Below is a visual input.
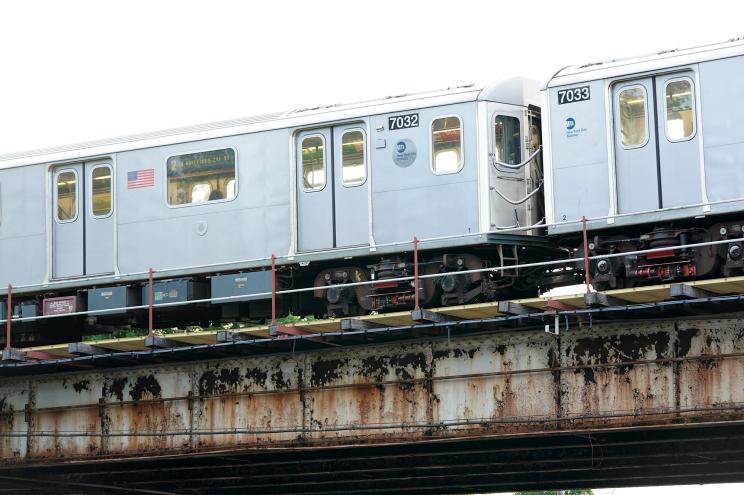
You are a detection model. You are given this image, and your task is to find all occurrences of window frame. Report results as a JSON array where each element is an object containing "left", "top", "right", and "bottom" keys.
[
  {"left": 164, "top": 146, "right": 239, "bottom": 209},
  {"left": 340, "top": 128, "right": 367, "bottom": 188},
  {"left": 89, "top": 164, "right": 114, "bottom": 219},
  {"left": 617, "top": 84, "right": 650, "bottom": 150},
  {"left": 55, "top": 168, "right": 79, "bottom": 224},
  {"left": 430, "top": 114, "right": 464, "bottom": 175},
  {"left": 663, "top": 76, "right": 697, "bottom": 143},
  {"left": 300, "top": 133, "right": 327, "bottom": 193}
]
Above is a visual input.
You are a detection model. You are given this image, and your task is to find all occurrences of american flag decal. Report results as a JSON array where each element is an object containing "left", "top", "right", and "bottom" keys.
[{"left": 127, "top": 169, "right": 155, "bottom": 189}]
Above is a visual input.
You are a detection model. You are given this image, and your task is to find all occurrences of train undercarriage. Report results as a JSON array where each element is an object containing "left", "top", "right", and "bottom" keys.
[
  {"left": 311, "top": 244, "right": 555, "bottom": 317},
  {"left": 580, "top": 216, "right": 744, "bottom": 290},
  {"left": 1, "top": 236, "right": 569, "bottom": 346}
]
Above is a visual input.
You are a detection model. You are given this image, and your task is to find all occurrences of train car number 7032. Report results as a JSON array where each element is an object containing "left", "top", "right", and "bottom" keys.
[{"left": 388, "top": 113, "right": 419, "bottom": 130}]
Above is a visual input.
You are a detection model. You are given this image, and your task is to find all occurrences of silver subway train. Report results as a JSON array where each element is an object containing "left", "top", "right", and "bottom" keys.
[{"left": 3, "top": 38, "right": 744, "bottom": 343}]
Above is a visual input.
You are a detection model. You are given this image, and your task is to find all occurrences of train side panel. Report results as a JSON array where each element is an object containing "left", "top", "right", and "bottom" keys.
[
  {"left": 369, "top": 102, "right": 479, "bottom": 244},
  {"left": 0, "top": 165, "right": 47, "bottom": 287},
  {"left": 546, "top": 52, "right": 744, "bottom": 235},
  {"left": 116, "top": 130, "right": 291, "bottom": 275},
  {"left": 546, "top": 79, "right": 610, "bottom": 229},
  {"left": 700, "top": 56, "right": 744, "bottom": 210}
]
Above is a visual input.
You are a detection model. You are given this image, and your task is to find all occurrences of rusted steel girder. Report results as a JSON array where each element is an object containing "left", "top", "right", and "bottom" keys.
[{"left": 0, "top": 315, "right": 744, "bottom": 463}]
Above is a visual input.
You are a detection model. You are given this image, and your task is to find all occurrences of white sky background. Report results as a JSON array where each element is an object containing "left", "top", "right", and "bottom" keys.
[
  {"left": 2, "top": 0, "right": 744, "bottom": 154},
  {"left": 1, "top": 0, "right": 743, "bottom": 492}
]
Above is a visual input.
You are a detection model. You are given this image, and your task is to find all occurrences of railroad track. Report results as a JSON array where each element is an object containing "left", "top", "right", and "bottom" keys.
[{"left": 1, "top": 274, "right": 742, "bottom": 375}]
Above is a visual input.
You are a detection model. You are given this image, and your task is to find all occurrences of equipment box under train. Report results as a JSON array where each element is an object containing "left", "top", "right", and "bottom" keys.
[
  {"left": 210, "top": 271, "right": 272, "bottom": 303},
  {"left": 88, "top": 286, "right": 141, "bottom": 316},
  {"left": 141, "top": 279, "right": 208, "bottom": 307},
  {"left": 0, "top": 302, "right": 39, "bottom": 321}
]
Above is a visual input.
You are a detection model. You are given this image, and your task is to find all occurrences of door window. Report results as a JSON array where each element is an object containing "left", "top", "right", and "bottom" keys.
[
  {"left": 341, "top": 130, "right": 366, "bottom": 186},
  {"left": 91, "top": 165, "right": 113, "bottom": 217},
  {"left": 302, "top": 135, "right": 326, "bottom": 191},
  {"left": 665, "top": 78, "right": 696, "bottom": 141},
  {"left": 617, "top": 86, "right": 649, "bottom": 148},
  {"left": 56, "top": 170, "right": 78, "bottom": 222},
  {"left": 494, "top": 115, "right": 521, "bottom": 165}
]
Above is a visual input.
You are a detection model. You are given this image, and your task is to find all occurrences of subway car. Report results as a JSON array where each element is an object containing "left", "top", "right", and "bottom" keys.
[
  {"left": 0, "top": 78, "right": 556, "bottom": 342},
  {"left": 5, "top": 37, "right": 744, "bottom": 344},
  {"left": 543, "top": 38, "right": 744, "bottom": 289}
]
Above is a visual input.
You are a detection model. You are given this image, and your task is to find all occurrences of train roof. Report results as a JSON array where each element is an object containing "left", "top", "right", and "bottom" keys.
[
  {"left": 0, "top": 77, "right": 539, "bottom": 171},
  {"left": 545, "top": 37, "right": 744, "bottom": 89}
]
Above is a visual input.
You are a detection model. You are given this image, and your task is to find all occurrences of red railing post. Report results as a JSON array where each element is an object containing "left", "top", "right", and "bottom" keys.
[
  {"left": 581, "top": 216, "right": 591, "bottom": 293},
  {"left": 5, "top": 284, "right": 11, "bottom": 351},
  {"left": 148, "top": 268, "right": 154, "bottom": 338},
  {"left": 271, "top": 254, "right": 277, "bottom": 326},
  {"left": 413, "top": 237, "right": 420, "bottom": 311}
]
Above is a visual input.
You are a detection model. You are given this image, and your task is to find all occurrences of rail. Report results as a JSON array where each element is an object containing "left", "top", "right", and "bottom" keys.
[{"left": 3, "top": 271, "right": 744, "bottom": 373}]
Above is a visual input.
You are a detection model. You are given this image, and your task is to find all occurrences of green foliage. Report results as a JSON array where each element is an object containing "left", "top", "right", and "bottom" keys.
[
  {"left": 82, "top": 313, "right": 314, "bottom": 342},
  {"left": 84, "top": 327, "right": 148, "bottom": 341},
  {"left": 276, "top": 312, "right": 316, "bottom": 324}
]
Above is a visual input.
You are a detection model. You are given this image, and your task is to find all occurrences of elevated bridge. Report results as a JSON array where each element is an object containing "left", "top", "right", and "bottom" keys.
[{"left": 2, "top": 279, "right": 744, "bottom": 493}]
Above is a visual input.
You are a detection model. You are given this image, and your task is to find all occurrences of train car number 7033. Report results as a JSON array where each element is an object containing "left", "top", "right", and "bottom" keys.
[{"left": 557, "top": 86, "right": 590, "bottom": 104}]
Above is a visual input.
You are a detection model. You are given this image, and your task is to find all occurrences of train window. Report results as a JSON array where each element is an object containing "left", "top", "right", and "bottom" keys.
[
  {"left": 166, "top": 148, "right": 236, "bottom": 206},
  {"left": 431, "top": 116, "right": 463, "bottom": 174},
  {"left": 494, "top": 116, "right": 521, "bottom": 165},
  {"left": 665, "top": 78, "right": 696, "bottom": 141},
  {"left": 91, "top": 165, "right": 112, "bottom": 217},
  {"left": 618, "top": 86, "right": 648, "bottom": 148},
  {"left": 341, "top": 130, "right": 366, "bottom": 186},
  {"left": 56, "top": 170, "right": 78, "bottom": 222},
  {"left": 302, "top": 135, "right": 326, "bottom": 191}
]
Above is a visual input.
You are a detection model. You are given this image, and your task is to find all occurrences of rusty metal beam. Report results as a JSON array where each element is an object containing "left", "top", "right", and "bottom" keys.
[{"left": 2, "top": 313, "right": 744, "bottom": 495}]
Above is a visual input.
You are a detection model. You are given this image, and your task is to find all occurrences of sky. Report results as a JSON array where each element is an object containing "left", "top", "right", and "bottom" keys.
[
  {"left": 1, "top": 1, "right": 743, "bottom": 492},
  {"left": 2, "top": 0, "right": 744, "bottom": 155}
]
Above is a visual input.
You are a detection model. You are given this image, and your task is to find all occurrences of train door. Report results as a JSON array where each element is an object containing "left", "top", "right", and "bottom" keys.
[
  {"left": 654, "top": 72, "right": 701, "bottom": 208},
  {"left": 296, "top": 125, "right": 369, "bottom": 252},
  {"left": 527, "top": 109, "right": 543, "bottom": 227},
  {"left": 612, "top": 73, "right": 702, "bottom": 213},
  {"left": 52, "top": 160, "right": 115, "bottom": 279},
  {"left": 332, "top": 125, "right": 369, "bottom": 248},
  {"left": 612, "top": 78, "right": 660, "bottom": 214}
]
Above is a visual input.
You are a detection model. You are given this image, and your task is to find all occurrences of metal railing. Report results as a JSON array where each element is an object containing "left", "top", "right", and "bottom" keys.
[{"left": 0, "top": 216, "right": 740, "bottom": 355}]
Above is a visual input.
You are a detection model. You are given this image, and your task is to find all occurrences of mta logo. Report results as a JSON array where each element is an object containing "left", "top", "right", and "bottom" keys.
[
  {"left": 396, "top": 141, "right": 407, "bottom": 153},
  {"left": 566, "top": 117, "right": 576, "bottom": 130}
]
